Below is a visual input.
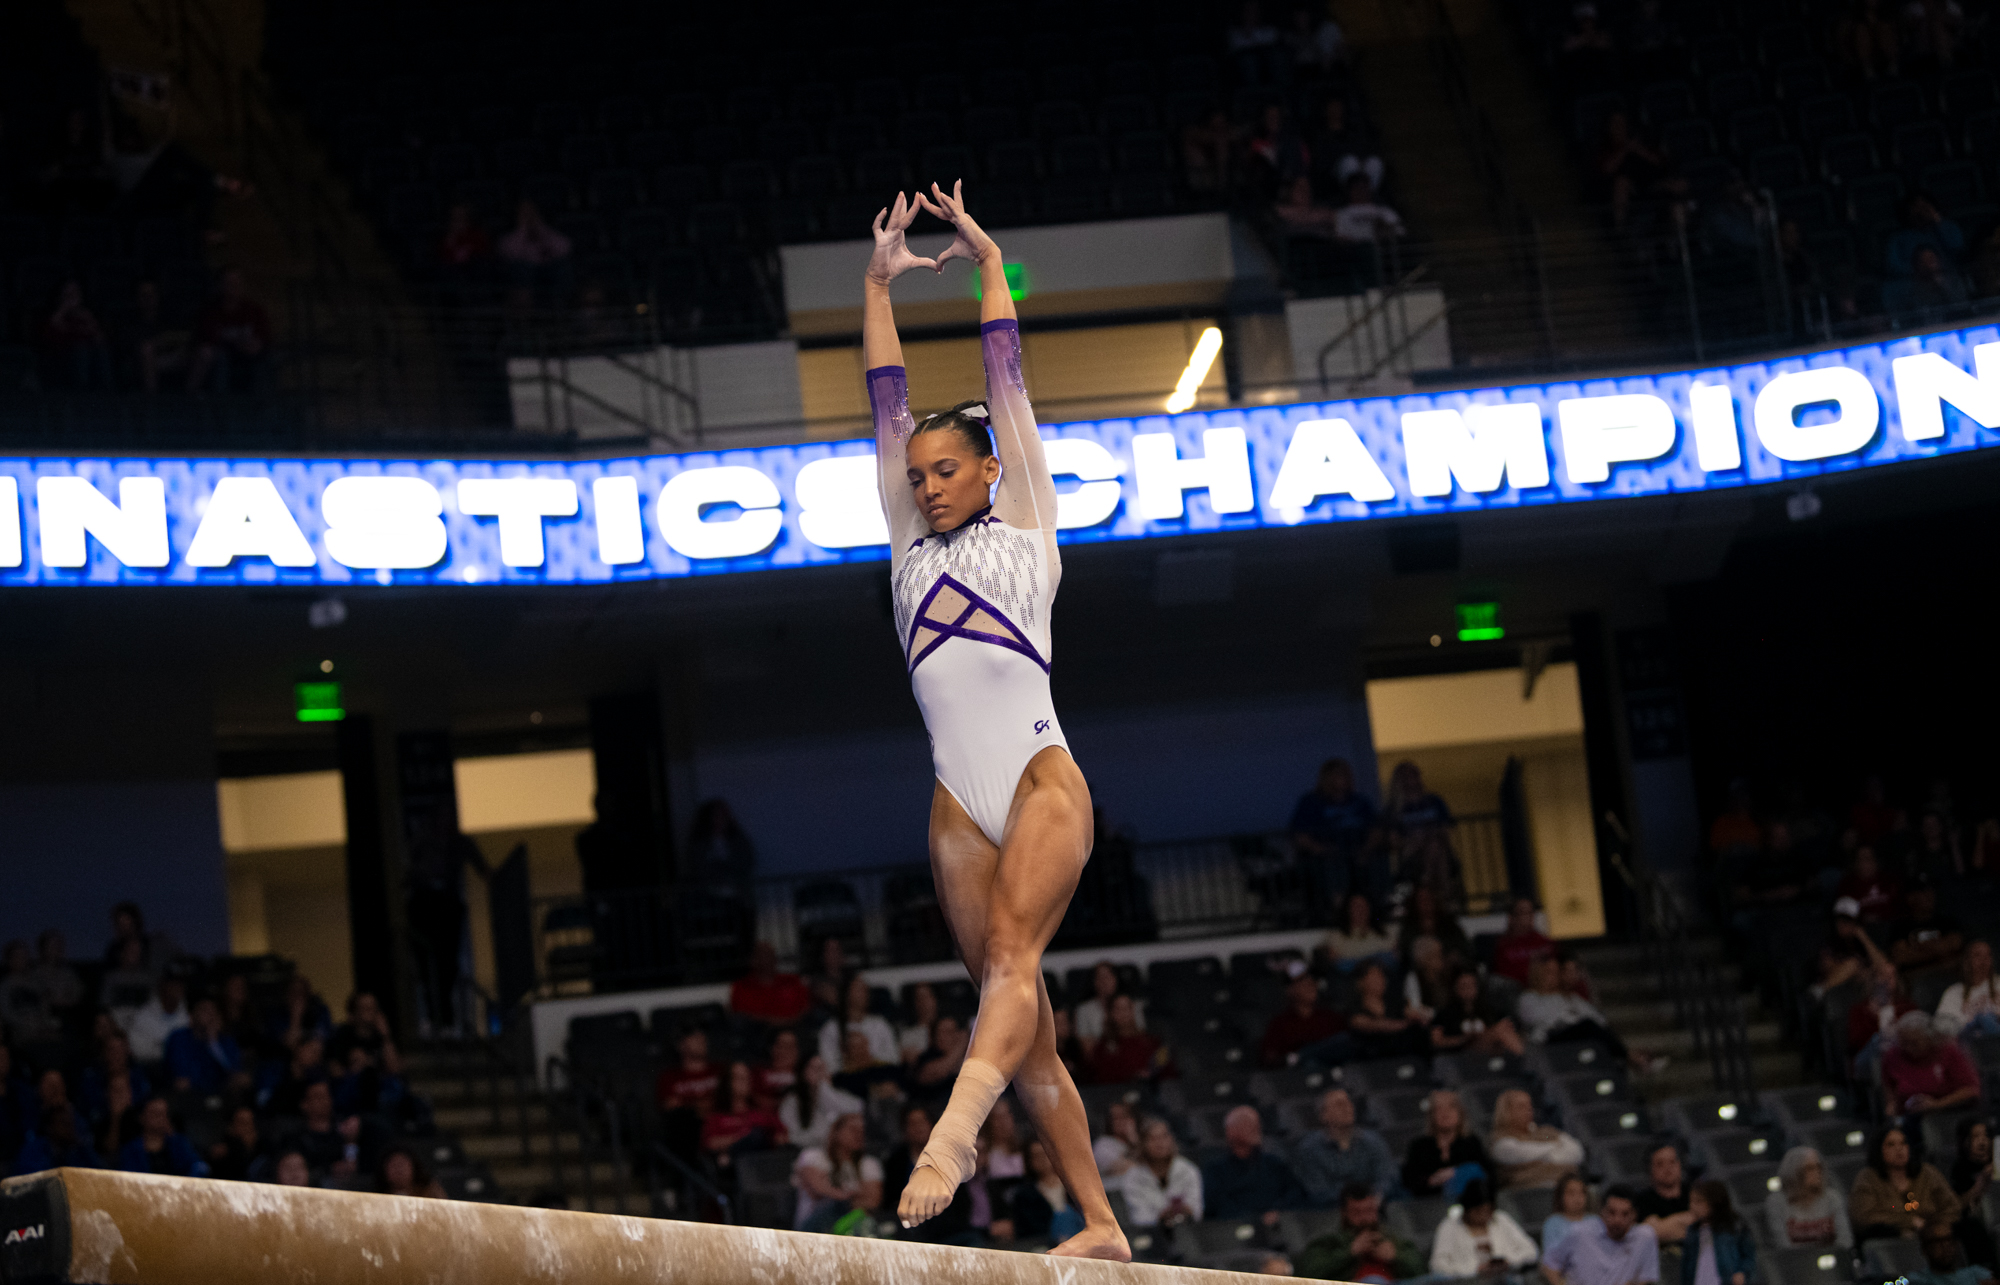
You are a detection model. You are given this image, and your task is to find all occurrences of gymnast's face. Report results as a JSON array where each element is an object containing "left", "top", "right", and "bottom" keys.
[{"left": 907, "top": 428, "right": 1000, "bottom": 533}]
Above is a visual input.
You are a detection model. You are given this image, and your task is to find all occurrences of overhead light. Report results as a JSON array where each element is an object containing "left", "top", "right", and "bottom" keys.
[
  {"left": 1786, "top": 488, "right": 1822, "bottom": 521},
  {"left": 1165, "top": 327, "right": 1224, "bottom": 414}
]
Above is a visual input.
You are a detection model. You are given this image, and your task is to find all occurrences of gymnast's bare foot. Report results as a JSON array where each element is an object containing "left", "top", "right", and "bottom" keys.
[
  {"left": 1047, "top": 1221, "right": 1132, "bottom": 1261},
  {"left": 897, "top": 1163, "right": 958, "bottom": 1228}
]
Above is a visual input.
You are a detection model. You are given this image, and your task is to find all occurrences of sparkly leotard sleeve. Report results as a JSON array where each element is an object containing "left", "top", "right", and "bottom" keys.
[{"left": 869, "top": 320, "right": 1071, "bottom": 848}]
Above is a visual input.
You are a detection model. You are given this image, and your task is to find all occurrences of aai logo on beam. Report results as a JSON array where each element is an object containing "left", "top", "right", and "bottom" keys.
[{"left": 1, "top": 325, "right": 1997, "bottom": 586}]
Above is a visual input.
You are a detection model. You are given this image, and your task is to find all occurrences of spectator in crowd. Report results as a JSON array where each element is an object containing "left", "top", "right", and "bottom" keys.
[
  {"left": 1851, "top": 1125, "right": 1958, "bottom": 1244},
  {"left": 1402, "top": 1089, "right": 1489, "bottom": 1201},
  {"left": 1322, "top": 894, "right": 1396, "bottom": 969},
  {"left": 1289, "top": 757, "right": 1379, "bottom": 919},
  {"left": 1203, "top": 1105, "right": 1309, "bottom": 1223},
  {"left": 1261, "top": 960, "right": 1348, "bottom": 1067},
  {"left": 656, "top": 1026, "right": 721, "bottom": 1118},
  {"left": 1432, "top": 966, "right": 1528, "bottom": 1057},
  {"left": 701, "top": 1061, "right": 786, "bottom": 1170},
  {"left": 1887, "top": 195, "right": 1965, "bottom": 279},
  {"left": 1728, "top": 820, "right": 1812, "bottom": 918},
  {"left": 498, "top": 200, "right": 573, "bottom": 309},
  {"left": 804, "top": 938, "right": 854, "bottom": 1018},
  {"left": 832, "top": 1025, "right": 906, "bottom": 1104},
  {"left": 1542, "top": 1186, "right": 1660, "bottom": 1285},
  {"left": 1121, "top": 1117, "right": 1203, "bottom": 1228},
  {"left": 1596, "top": 113, "right": 1670, "bottom": 231},
  {"left": 117, "top": 1096, "right": 209, "bottom": 1177},
  {"left": 1910, "top": 812, "right": 1962, "bottom": 886},
  {"left": 790, "top": 1112, "right": 880, "bottom": 1233},
  {"left": 1891, "top": 877, "right": 1966, "bottom": 974},
  {"left": 1297, "top": 1183, "right": 1425, "bottom": 1282},
  {"left": 1400, "top": 885, "right": 1472, "bottom": 965},
  {"left": 753, "top": 1028, "right": 801, "bottom": 1107},
  {"left": 30, "top": 931, "right": 84, "bottom": 1015},
  {"left": 1682, "top": 1181, "right": 1756, "bottom": 1285},
  {"left": 258, "top": 1034, "right": 329, "bottom": 1117},
  {"left": 1309, "top": 99, "right": 1384, "bottom": 195},
  {"left": 909, "top": 1014, "right": 969, "bottom": 1100},
  {"left": 1403, "top": 937, "right": 1449, "bottom": 1022},
  {"left": 1227, "top": 1, "right": 1283, "bottom": 78},
  {"left": 103, "top": 903, "right": 175, "bottom": 973},
  {"left": 1948, "top": 1118, "right": 1991, "bottom": 1231},
  {"left": 1073, "top": 962, "right": 1143, "bottom": 1056},
  {"left": 898, "top": 983, "right": 939, "bottom": 1064},
  {"left": 1837, "top": 847, "right": 1904, "bottom": 924},
  {"left": 124, "top": 972, "right": 189, "bottom": 1065},
  {"left": 1350, "top": 960, "right": 1428, "bottom": 1059},
  {"left": 1635, "top": 1144, "right": 1694, "bottom": 1265},
  {"left": 1910, "top": 1224, "right": 1991, "bottom": 1285},
  {"left": 100, "top": 941, "right": 155, "bottom": 1024},
  {"left": 1093, "top": 1099, "right": 1142, "bottom": 1178},
  {"left": 40, "top": 280, "right": 113, "bottom": 391},
  {"left": 207, "top": 1106, "right": 271, "bottom": 1183},
  {"left": 1332, "top": 174, "right": 1405, "bottom": 246},
  {"left": 283, "top": 1081, "right": 371, "bottom": 1179},
  {"left": 1545, "top": 1172, "right": 1598, "bottom": 1256},
  {"left": 1052, "top": 1006, "right": 1086, "bottom": 1083},
  {"left": 163, "top": 996, "right": 247, "bottom": 1097},
  {"left": 270, "top": 975, "right": 335, "bottom": 1055},
  {"left": 1086, "top": 994, "right": 1169, "bottom": 1084},
  {"left": 1008, "top": 1139, "right": 1086, "bottom": 1245},
  {"left": 1284, "top": 6, "right": 1347, "bottom": 78},
  {"left": 1766, "top": 1146, "right": 1854, "bottom": 1249},
  {"left": 1880, "top": 1011, "right": 1980, "bottom": 1122},
  {"left": 378, "top": 1145, "right": 445, "bottom": 1199},
  {"left": 1246, "top": 103, "right": 1310, "bottom": 202},
  {"left": 1182, "top": 108, "right": 1236, "bottom": 196},
  {"left": 1293, "top": 1087, "right": 1400, "bottom": 1206},
  {"left": 11, "top": 1103, "right": 102, "bottom": 1176},
  {"left": 270, "top": 1149, "right": 312, "bottom": 1187},
  {"left": 0, "top": 942, "right": 59, "bottom": 1044},
  {"left": 187, "top": 268, "right": 273, "bottom": 393},
  {"left": 329, "top": 992, "right": 402, "bottom": 1077},
  {"left": 1275, "top": 177, "right": 1341, "bottom": 239},
  {"left": 1489, "top": 1087, "right": 1585, "bottom": 1189},
  {"left": 778, "top": 1054, "right": 863, "bottom": 1153},
  {"left": 1519, "top": 956, "right": 1661, "bottom": 1073},
  {"left": 1495, "top": 898, "right": 1556, "bottom": 984},
  {"left": 1849, "top": 961, "right": 1922, "bottom": 1080},
  {"left": 984, "top": 1098, "right": 1026, "bottom": 1184},
  {"left": 1815, "top": 900, "right": 1886, "bottom": 998},
  {"left": 216, "top": 975, "right": 264, "bottom": 1058},
  {"left": 1430, "top": 1177, "right": 1541, "bottom": 1278}
]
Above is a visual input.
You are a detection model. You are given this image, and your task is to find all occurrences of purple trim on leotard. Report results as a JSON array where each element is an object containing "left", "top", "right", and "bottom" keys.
[
  {"left": 866, "top": 364, "right": 907, "bottom": 380},
  {"left": 905, "top": 572, "right": 1051, "bottom": 675},
  {"left": 979, "top": 318, "right": 1018, "bottom": 335}
]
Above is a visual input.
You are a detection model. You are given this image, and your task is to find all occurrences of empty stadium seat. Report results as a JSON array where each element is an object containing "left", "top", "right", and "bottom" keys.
[{"left": 1764, "top": 1245, "right": 1852, "bottom": 1285}]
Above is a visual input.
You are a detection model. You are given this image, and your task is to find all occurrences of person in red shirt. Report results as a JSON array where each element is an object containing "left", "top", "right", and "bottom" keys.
[
  {"left": 753, "top": 1028, "right": 801, "bottom": 1109},
  {"left": 1847, "top": 959, "right": 1919, "bottom": 1080},
  {"left": 1834, "top": 847, "right": 1903, "bottom": 925},
  {"left": 701, "top": 1061, "right": 786, "bottom": 1162},
  {"left": 730, "top": 941, "right": 811, "bottom": 1026},
  {"left": 1085, "top": 995, "right": 1171, "bottom": 1084},
  {"left": 1491, "top": 898, "right": 1554, "bottom": 984},
  {"left": 1260, "top": 962, "right": 1349, "bottom": 1067},
  {"left": 1880, "top": 1012, "right": 1980, "bottom": 1119},
  {"left": 655, "top": 1027, "right": 720, "bottom": 1115},
  {"left": 188, "top": 268, "right": 273, "bottom": 393}
]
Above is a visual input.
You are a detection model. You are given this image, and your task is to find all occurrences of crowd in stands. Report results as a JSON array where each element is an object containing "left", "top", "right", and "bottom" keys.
[
  {"left": 0, "top": 901, "right": 464, "bottom": 1202},
  {"left": 1523, "top": 0, "right": 2000, "bottom": 333}
]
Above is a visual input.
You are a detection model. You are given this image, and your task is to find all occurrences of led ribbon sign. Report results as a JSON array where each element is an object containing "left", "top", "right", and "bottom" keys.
[{"left": 1, "top": 324, "right": 1996, "bottom": 587}]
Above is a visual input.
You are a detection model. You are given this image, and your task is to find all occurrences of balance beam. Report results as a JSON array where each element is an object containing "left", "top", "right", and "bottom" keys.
[{"left": 0, "top": 1169, "right": 1283, "bottom": 1285}]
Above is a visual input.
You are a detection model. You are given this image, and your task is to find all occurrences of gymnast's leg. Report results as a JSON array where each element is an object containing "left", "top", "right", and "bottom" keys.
[{"left": 902, "top": 748, "right": 1126, "bottom": 1258}]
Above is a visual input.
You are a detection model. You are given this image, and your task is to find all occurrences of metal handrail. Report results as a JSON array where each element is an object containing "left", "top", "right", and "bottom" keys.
[{"left": 1314, "top": 262, "right": 1432, "bottom": 390}]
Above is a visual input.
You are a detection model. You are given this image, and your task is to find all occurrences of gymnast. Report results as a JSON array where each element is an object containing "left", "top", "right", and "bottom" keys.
[{"left": 862, "top": 183, "right": 1127, "bottom": 1261}]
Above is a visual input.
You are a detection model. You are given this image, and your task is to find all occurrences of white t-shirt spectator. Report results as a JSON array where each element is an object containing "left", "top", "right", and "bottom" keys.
[
  {"left": 1515, "top": 990, "right": 1609, "bottom": 1043},
  {"left": 779, "top": 1083, "right": 865, "bottom": 1153},
  {"left": 1333, "top": 201, "right": 1405, "bottom": 244},
  {"left": 1934, "top": 977, "right": 2000, "bottom": 1037},
  {"left": 124, "top": 995, "right": 190, "bottom": 1063},
  {"left": 1075, "top": 997, "right": 1145, "bottom": 1044},
  {"left": 1120, "top": 1157, "right": 1204, "bottom": 1227},
  {"left": 817, "top": 1014, "right": 900, "bottom": 1070},
  {"left": 1430, "top": 1208, "right": 1541, "bottom": 1277},
  {"left": 1094, "top": 1134, "right": 1134, "bottom": 1176},
  {"left": 792, "top": 1147, "right": 883, "bottom": 1228},
  {"left": 897, "top": 1023, "right": 931, "bottom": 1061},
  {"left": 1323, "top": 927, "right": 1396, "bottom": 962}
]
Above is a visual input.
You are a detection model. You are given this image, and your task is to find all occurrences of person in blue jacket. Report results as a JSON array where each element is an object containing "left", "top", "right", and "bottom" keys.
[
  {"left": 117, "top": 1096, "right": 209, "bottom": 1178},
  {"left": 12, "top": 1103, "right": 103, "bottom": 1175},
  {"left": 164, "top": 997, "right": 246, "bottom": 1097},
  {"left": 1682, "top": 1179, "right": 1758, "bottom": 1285}
]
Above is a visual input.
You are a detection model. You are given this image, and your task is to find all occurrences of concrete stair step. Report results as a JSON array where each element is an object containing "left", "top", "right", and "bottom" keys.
[
  {"left": 564, "top": 1192, "right": 656, "bottom": 1217},
  {"left": 433, "top": 1102, "right": 550, "bottom": 1132},
  {"left": 462, "top": 1130, "right": 580, "bottom": 1161}
]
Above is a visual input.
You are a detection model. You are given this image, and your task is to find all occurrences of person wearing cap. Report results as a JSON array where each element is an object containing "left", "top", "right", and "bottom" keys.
[
  {"left": 1881, "top": 1011, "right": 1979, "bottom": 1123},
  {"left": 1260, "top": 961, "right": 1350, "bottom": 1068},
  {"left": 1815, "top": 897, "right": 1888, "bottom": 999},
  {"left": 1890, "top": 878, "right": 1965, "bottom": 975}
]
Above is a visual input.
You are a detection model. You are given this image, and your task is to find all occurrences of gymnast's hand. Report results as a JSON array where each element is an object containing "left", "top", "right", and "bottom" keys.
[
  {"left": 867, "top": 192, "right": 940, "bottom": 285},
  {"left": 919, "top": 180, "right": 998, "bottom": 268}
]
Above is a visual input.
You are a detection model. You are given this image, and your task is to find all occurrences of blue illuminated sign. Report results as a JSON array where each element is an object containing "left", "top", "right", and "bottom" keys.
[{"left": 1, "top": 324, "right": 1996, "bottom": 587}]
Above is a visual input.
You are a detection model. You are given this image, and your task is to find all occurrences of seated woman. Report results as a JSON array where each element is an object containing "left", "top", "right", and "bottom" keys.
[
  {"left": 1544, "top": 1172, "right": 1597, "bottom": 1255},
  {"left": 1400, "top": 1089, "right": 1489, "bottom": 1202},
  {"left": 1517, "top": 956, "right": 1661, "bottom": 1073},
  {"left": 1402, "top": 937, "right": 1450, "bottom": 1024},
  {"left": 1009, "top": 1139, "right": 1087, "bottom": 1245},
  {"left": 1487, "top": 1087, "right": 1584, "bottom": 1189},
  {"left": 817, "top": 975, "right": 899, "bottom": 1070},
  {"left": 1684, "top": 1180, "right": 1758, "bottom": 1285},
  {"left": 1085, "top": 995, "right": 1171, "bottom": 1084},
  {"left": 1767, "top": 1146, "right": 1853, "bottom": 1248},
  {"left": 1397, "top": 885, "right": 1472, "bottom": 963},
  {"left": 1946, "top": 1119, "right": 1996, "bottom": 1266},
  {"left": 702, "top": 1061, "right": 787, "bottom": 1180},
  {"left": 1850, "top": 1125, "right": 1958, "bottom": 1245},
  {"left": 1321, "top": 894, "right": 1398, "bottom": 971},
  {"left": 1430, "top": 966, "right": 1527, "bottom": 1057},
  {"left": 1428, "top": 1177, "right": 1540, "bottom": 1278},
  {"left": 377, "top": 1145, "right": 445, "bottom": 1199},
  {"left": 778, "top": 1054, "right": 864, "bottom": 1153},
  {"left": 831, "top": 1027, "right": 908, "bottom": 1103},
  {"left": 1119, "top": 1118, "right": 1203, "bottom": 1228},
  {"left": 791, "top": 1112, "right": 881, "bottom": 1234},
  {"left": 1093, "top": 1099, "right": 1142, "bottom": 1179},
  {"left": 1349, "top": 960, "right": 1428, "bottom": 1059}
]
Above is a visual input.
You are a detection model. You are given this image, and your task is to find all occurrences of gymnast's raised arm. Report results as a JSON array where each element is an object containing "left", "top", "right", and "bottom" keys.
[
  {"left": 863, "top": 192, "right": 940, "bottom": 559},
  {"left": 919, "top": 181, "right": 1060, "bottom": 547}
]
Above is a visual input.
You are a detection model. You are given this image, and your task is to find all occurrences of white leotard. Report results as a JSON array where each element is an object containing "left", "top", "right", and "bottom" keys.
[{"left": 870, "top": 318, "right": 1070, "bottom": 848}]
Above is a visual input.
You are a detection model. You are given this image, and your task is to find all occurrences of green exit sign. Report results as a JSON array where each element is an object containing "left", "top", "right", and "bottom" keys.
[
  {"left": 295, "top": 681, "right": 345, "bottom": 723},
  {"left": 1456, "top": 602, "right": 1504, "bottom": 642},
  {"left": 970, "top": 262, "right": 1028, "bottom": 302}
]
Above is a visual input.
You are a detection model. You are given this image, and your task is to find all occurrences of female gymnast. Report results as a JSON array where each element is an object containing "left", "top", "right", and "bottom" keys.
[{"left": 863, "top": 183, "right": 1128, "bottom": 1261}]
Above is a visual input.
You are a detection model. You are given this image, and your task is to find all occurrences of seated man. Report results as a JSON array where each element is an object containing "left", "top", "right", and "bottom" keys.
[
  {"left": 1891, "top": 877, "right": 1965, "bottom": 975},
  {"left": 1260, "top": 961, "right": 1349, "bottom": 1067},
  {"left": 1201, "top": 1105, "right": 1309, "bottom": 1224},
  {"left": 1493, "top": 898, "right": 1554, "bottom": 984},
  {"left": 730, "top": 941, "right": 811, "bottom": 1027},
  {"left": 1543, "top": 1186, "right": 1660, "bottom": 1285},
  {"left": 1297, "top": 1184, "right": 1425, "bottom": 1283},
  {"left": 1881, "top": 1011, "right": 1980, "bottom": 1121},
  {"left": 1911, "top": 1224, "right": 1996, "bottom": 1285},
  {"left": 163, "top": 996, "right": 248, "bottom": 1097},
  {"left": 1292, "top": 1088, "right": 1401, "bottom": 1207}
]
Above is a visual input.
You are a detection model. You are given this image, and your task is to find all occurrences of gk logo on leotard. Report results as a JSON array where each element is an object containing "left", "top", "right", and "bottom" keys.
[{"left": 1033, "top": 719, "right": 1050, "bottom": 734}]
